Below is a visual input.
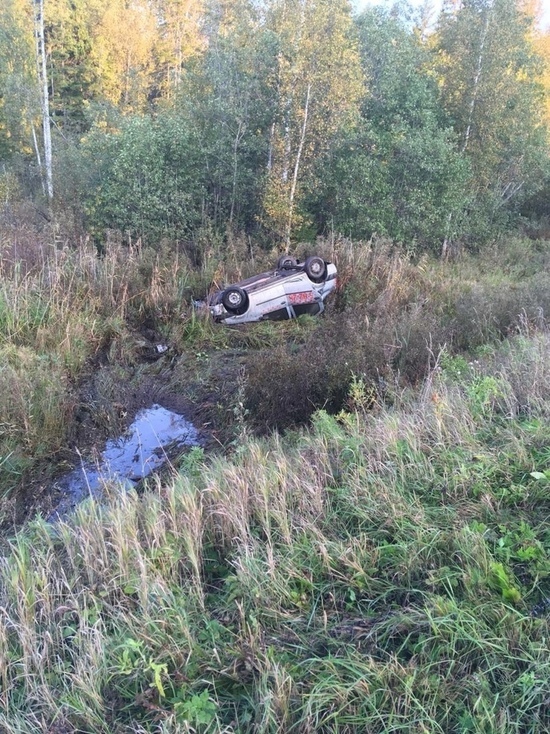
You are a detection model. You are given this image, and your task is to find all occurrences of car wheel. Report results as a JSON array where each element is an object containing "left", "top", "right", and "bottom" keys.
[
  {"left": 277, "top": 255, "right": 298, "bottom": 269},
  {"left": 221, "top": 286, "right": 249, "bottom": 314},
  {"left": 304, "top": 256, "right": 327, "bottom": 282}
]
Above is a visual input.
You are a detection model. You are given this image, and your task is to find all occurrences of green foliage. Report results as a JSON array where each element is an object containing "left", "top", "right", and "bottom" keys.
[
  {"left": 487, "top": 561, "right": 522, "bottom": 603},
  {"left": 45, "top": 0, "right": 98, "bottom": 132},
  {"left": 1, "top": 0, "right": 548, "bottom": 249},
  {"left": 261, "top": 0, "right": 363, "bottom": 242},
  {"left": 178, "top": 4, "right": 272, "bottom": 235},
  {"left": 79, "top": 113, "right": 206, "bottom": 242},
  {"left": 114, "top": 636, "right": 169, "bottom": 698},
  {"left": 436, "top": 0, "right": 549, "bottom": 245},
  {"left": 0, "top": 0, "right": 36, "bottom": 160},
  {"left": 174, "top": 689, "right": 218, "bottom": 728},
  {"left": 309, "top": 7, "right": 470, "bottom": 249}
]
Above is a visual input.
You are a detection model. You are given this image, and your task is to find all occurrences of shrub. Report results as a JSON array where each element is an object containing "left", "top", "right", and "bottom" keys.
[
  {"left": 449, "top": 272, "right": 550, "bottom": 352},
  {"left": 245, "top": 303, "right": 449, "bottom": 430},
  {"left": 78, "top": 115, "right": 206, "bottom": 244}
]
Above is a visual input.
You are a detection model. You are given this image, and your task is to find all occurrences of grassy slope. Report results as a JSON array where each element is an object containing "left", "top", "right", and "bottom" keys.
[
  {"left": 1, "top": 236, "right": 550, "bottom": 732},
  {"left": 1, "top": 338, "right": 550, "bottom": 732}
]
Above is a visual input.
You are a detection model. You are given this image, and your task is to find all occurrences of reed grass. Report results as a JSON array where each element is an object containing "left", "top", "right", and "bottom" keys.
[{"left": 0, "top": 237, "right": 205, "bottom": 505}]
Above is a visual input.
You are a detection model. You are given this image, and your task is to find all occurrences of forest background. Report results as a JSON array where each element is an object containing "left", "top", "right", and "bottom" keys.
[{"left": 1, "top": 0, "right": 550, "bottom": 254}]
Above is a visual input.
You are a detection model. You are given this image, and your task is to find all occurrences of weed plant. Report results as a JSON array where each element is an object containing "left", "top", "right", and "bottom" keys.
[{"left": 1, "top": 330, "right": 550, "bottom": 732}]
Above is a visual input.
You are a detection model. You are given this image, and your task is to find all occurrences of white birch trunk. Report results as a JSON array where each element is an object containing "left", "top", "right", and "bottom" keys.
[
  {"left": 442, "top": 2, "right": 491, "bottom": 257},
  {"left": 282, "top": 100, "right": 292, "bottom": 183},
  {"left": 31, "top": 121, "right": 45, "bottom": 197},
  {"left": 285, "top": 82, "right": 310, "bottom": 248},
  {"left": 229, "top": 120, "right": 245, "bottom": 225},
  {"left": 267, "top": 121, "right": 275, "bottom": 172},
  {"left": 462, "top": 4, "right": 491, "bottom": 154},
  {"left": 34, "top": 0, "right": 53, "bottom": 201}
]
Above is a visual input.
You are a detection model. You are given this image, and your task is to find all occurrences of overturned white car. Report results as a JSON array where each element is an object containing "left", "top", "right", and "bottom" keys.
[{"left": 209, "top": 255, "right": 337, "bottom": 325}]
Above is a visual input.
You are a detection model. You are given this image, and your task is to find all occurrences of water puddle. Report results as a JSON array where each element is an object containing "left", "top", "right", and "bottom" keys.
[{"left": 50, "top": 404, "right": 200, "bottom": 519}]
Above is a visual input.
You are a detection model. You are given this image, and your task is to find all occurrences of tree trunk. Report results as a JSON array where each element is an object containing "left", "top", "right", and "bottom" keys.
[
  {"left": 285, "top": 82, "right": 310, "bottom": 249},
  {"left": 442, "top": 2, "right": 492, "bottom": 258},
  {"left": 31, "top": 121, "right": 45, "bottom": 198},
  {"left": 229, "top": 119, "right": 245, "bottom": 225},
  {"left": 34, "top": 0, "right": 53, "bottom": 201},
  {"left": 462, "top": 4, "right": 491, "bottom": 154}
]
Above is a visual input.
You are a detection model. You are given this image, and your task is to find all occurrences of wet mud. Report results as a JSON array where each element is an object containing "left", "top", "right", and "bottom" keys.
[
  {"left": 6, "top": 329, "right": 247, "bottom": 529},
  {"left": 49, "top": 404, "right": 200, "bottom": 519}
]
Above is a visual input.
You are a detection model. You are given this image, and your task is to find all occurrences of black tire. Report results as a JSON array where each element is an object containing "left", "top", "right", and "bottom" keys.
[
  {"left": 277, "top": 255, "right": 298, "bottom": 270},
  {"left": 221, "top": 286, "right": 249, "bottom": 314},
  {"left": 304, "top": 256, "right": 327, "bottom": 282}
]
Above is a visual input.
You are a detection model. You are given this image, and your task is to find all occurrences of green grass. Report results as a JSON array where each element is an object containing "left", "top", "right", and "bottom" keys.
[{"left": 1, "top": 330, "right": 550, "bottom": 732}]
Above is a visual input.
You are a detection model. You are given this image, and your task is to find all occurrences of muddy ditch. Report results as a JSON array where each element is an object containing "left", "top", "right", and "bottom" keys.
[
  {"left": 48, "top": 404, "right": 200, "bottom": 519},
  {"left": 7, "top": 330, "right": 249, "bottom": 528}
]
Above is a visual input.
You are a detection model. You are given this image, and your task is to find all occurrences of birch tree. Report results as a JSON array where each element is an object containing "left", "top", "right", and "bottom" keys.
[
  {"left": 309, "top": 5, "right": 470, "bottom": 249},
  {"left": 151, "top": 0, "right": 206, "bottom": 97},
  {"left": 34, "top": 0, "right": 53, "bottom": 200},
  {"left": 436, "top": 0, "right": 547, "bottom": 246},
  {"left": 87, "top": 0, "right": 158, "bottom": 111},
  {"left": 263, "top": 0, "right": 363, "bottom": 245},
  {"left": 172, "top": 0, "right": 271, "bottom": 233}
]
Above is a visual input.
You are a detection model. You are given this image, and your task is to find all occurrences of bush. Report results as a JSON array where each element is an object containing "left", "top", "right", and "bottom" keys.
[
  {"left": 245, "top": 305, "right": 450, "bottom": 431},
  {"left": 77, "top": 114, "right": 206, "bottom": 244}
]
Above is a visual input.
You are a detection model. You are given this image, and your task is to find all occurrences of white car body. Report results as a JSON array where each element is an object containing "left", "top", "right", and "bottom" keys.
[{"left": 210, "top": 257, "right": 337, "bottom": 325}]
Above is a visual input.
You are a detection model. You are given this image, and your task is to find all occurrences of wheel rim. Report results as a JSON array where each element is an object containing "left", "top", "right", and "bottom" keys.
[
  {"left": 310, "top": 260, "right": 323, "bottom": 276},
  {"left": 227, "top": 291, "right": 242, "bottom": 307}
]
